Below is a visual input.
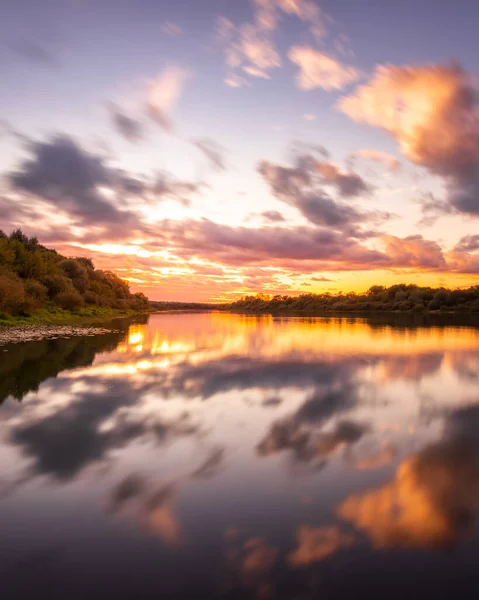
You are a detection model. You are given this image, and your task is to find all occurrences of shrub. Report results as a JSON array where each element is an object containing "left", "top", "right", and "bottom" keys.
[
  {"left": 55, "top": 291, "right": 85, "bottom": 311},
  {"left": 84, "top": 291, "right": 99, "bottom": 305},
  {"left": 24, "top": 279, "right": 48, "bottom": 303},
  {"left": 43, "top": 274, "right": 72, "bottom": 299},
  {"left": 0, "top": 274, "right": 25, "bottom": 315}
]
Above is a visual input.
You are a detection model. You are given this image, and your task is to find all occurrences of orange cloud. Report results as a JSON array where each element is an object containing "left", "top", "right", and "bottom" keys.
[
  {"left": 289, "top": 46, "right": 359, "bottom": 91},
  {"left": 338, "top": 433, "right": 479, "bottom": 548},
  {"left": 352, "top": 148, "right": 400, "bottom": 172},
  {"left": 242, "top": 537, "right": 278, "bottom": 577},
  {"left": 288, "top": 525, "right": 355, "bottom": 566},
  {"left": 349, "top": 443, "right": 397, "bottom": 470},
  {"left": 338, "top": 63, "right": 479, "bottom": 214}
]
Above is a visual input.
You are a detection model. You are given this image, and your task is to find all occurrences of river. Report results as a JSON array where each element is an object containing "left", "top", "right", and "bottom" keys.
[{"left": 2, "top": 312, "right": 479, "bottom": 598}]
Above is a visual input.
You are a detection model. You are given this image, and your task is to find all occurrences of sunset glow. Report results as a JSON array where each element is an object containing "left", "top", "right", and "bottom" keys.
[{"left": 3, "top": 0, "right": 479, "bottom": 300}]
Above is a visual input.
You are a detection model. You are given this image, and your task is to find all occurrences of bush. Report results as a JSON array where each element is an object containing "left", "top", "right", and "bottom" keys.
[
  {"left": 43, "top": 274, "right": 72, "bottom": 299},
  {"left": 0, "top": 274, "right": 25, "bottom": 315},
  {"left": 84, "top": 291, "right": 99, "bottom": 305},
  {"left": 24, "top": 279, "right": 48, "bottom": 303},
  {"left": 55, "top": 291, "right": 85, "bottom": 311}
]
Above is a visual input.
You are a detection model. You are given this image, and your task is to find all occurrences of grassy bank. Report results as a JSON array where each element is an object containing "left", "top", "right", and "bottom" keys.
[{"left": 0, "top": 305, "right": 150, "bottom": 327}]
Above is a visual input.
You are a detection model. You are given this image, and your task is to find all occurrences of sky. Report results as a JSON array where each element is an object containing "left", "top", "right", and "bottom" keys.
[{"left": 2, "top": 0, "right": 479, "bottom": 301}]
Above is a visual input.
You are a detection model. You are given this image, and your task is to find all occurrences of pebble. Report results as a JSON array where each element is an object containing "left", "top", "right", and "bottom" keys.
[{"left": 0, "top": 325, "right": 116, "bottom": 346}]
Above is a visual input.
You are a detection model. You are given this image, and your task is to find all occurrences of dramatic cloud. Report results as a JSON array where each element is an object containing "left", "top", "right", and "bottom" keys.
[
  {"left": 9, "top": 135, "right": 141, "bottom": 228},
  {"left": 315, "top": 160, "right": 371, "bottom": 197},
  {"left": 338, "top": 405, "right": 479, "bottom": 548},
  {"left": 256, "top": 373, "right": 364, "bottom": 465},
  {"left": 258, "top": 154, "right": 375, "bottom": 233},
  {"left": 288, "top": 526, "right": 355, "bottom": 566},
  {"left": 339, "top": 63, "right": 479, "bottom": 215},
  {"left": 6, "top": 135, "right": 204, "bottom": 243},
  {"left": 156, "top": 218, "right": 387, "bottom": 268},
  {"left": 109, "top": 104, "right": 144, "bottom": 143},
  {"left": 454, "top": 235, "right": 479, "bottom": 253},
  {"left": 380, "top": 234, "right": 447, "bottom": 270},
  {"left": 289, "top": 46, "right": 359, "bottom": 91},
  {"left": 146, "top": 66, "right": 190, "bottom": 132},
  {"left": 193, "top": 138, "right": 227, "bottom": 171}
]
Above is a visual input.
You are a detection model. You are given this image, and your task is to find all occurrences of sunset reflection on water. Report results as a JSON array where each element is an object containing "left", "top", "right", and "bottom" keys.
[{"left": 2, "top": 312, "right": 479, "bottom": 599}]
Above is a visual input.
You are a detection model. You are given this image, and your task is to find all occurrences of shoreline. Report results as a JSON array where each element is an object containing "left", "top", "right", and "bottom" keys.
[{"left": 0, "top": 307, "right": 150, "bottom": 328}]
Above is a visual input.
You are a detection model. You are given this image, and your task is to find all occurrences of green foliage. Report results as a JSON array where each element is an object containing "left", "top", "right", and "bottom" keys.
[
  {"left": 0, "top": 229, "right": 149, "bottom": 318},
  {"left": 227, "top": 284, "right": 479, "bottom": 314}
]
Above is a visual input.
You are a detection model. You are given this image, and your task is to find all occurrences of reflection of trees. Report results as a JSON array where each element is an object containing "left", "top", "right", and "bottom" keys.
[{"left": 0, "top": 317, "right": 148, "bottom": 404}]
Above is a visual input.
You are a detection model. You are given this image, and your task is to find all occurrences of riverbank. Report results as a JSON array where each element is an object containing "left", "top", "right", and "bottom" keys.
[{"left": 0, "top": 305, "right": 149, "bottom": 327}]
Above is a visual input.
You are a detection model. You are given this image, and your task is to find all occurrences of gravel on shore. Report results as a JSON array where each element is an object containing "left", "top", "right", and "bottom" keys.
[{"left": 0, "top": 325, "right": 116, "bottom": 346}]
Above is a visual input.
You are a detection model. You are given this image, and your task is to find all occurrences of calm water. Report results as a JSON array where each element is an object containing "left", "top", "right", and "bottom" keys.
[{"left": 2, "top": 312, "right": 479, "bottom": 599}]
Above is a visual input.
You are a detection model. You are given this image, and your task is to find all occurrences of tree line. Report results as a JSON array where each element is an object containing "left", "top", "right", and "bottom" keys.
[
  {"left": 227, "top": 284, "right": 479, "bottom": 314},
  {"left": 0, "top": 229, "right": 149, "bottom": 318}
]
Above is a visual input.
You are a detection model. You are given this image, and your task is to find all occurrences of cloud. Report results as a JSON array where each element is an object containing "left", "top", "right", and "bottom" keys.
[
  {"left": 218, "top": 0, "right": 327, "bottom": 86},
  {"left": 238, "top": 23, "right": 282, "bottom": 70},
  {"left": 258, "top": 155, "right": 375, "bottom": 233},
  {"left": 303, "top": 113, "right": 317, "bottom": 121},
  {"left": 380, "top": 234, "right": 447, "bottom": 270},
  {"left": 108, "top": 474, "right": 146, "bottom": 512},
  {"left": 315, "top": 160, "right": 371, "bottom": 197},
  {"left": 260, "top": 210, "right": 286, "bottom": 222},
  {"left": 224, "top": 74, "right": 250, "bottom": 88},
  {"left": 289, "top": 46, "right": 359, "bottom": 91},
  {"left": 253, "top": 0, "right": 326, "bottom": 37},
  {"left": 454, "top": 235, "right": 479, "bottom": 253},
  {"left": 288, "top": 526, "right": 355, "bottom": 566},
  {"left": 241, "top": 537, "right": 277, "bottom": 578},
  {"left": 146, "top": 66, "right": 190, "bottom": 132},
  {"left": 109, "top": 104, "right": 144, "bottom": 143},
  {"left": 256, "top": 382, "right": 364, "bottom": 464},
  {"left": 145, "top": 483, "right": 182, "bottom": 545},
  {"left": 5, "top": 134, "right": 204, "bottom": 243},
  {"left": 9, "top": 135, "right": 142, "bottom": 229},
  {"left": 418, "top": 193, "right": 454, "bottom": 226},
  {"left": 193, "top": 138, "right": 227, "bottom": 171},
  {"left": 338, "top": 62, "right": 479, "bottom": 215},
  {"left": 242, "top": 65, "right": 271, "bottom": 79},
  {"left": 349, "top": 443, "right": 397, "bottom": 470},
  {"left": 8, "top": 376, "right": 200, "bottom": 481},
  {"left": 338, "top": 405, "right": 479, "bottom": 548},
  {"left": 351, "top": 148, "right": 400, "bottom": 172}
]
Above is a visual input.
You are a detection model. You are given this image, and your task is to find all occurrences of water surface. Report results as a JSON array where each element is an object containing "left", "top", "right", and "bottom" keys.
[{"left": 2, "top": 312, "right": 479, "bottom": 599}]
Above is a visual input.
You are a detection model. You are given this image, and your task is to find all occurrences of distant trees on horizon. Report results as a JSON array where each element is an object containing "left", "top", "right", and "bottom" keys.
[{"left": 228, "top": 284, "right": 479, "bottom": 314}]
